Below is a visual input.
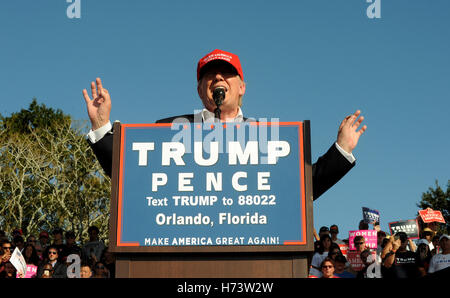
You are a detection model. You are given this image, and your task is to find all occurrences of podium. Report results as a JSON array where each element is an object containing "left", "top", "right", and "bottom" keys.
[{"left": 108, "top": 120, "right": 314, "bottom": 278}]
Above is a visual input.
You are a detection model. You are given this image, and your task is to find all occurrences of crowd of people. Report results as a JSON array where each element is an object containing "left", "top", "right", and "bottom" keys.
[
  {"left": 1, "top": 220, "right": 449, "bottom": 279},
  {"left": 309, "top": 220, "right": 449, "bottom": 278},
  {"left": 0, "top": 226, "right": 115, "bottom": 278}
]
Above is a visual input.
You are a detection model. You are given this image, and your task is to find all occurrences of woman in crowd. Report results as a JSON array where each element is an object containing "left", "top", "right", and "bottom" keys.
[{"left": 309, "top": 234, "right": 333, "bottom": 278}]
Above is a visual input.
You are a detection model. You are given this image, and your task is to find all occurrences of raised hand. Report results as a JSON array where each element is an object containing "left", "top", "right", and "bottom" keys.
[
  {"left": 337, "top": 110, "right": 367, "bottom": 154},
  {"left": 82, "top": 77, "right": 112, "bottom": 130}
]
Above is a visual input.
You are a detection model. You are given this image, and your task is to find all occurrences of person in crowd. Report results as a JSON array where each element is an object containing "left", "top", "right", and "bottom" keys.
[
  {"left": 320, "top": 257, "right": 339, "bottom": 278},
  {"left": 92, "top": 261, "right": 109, "bottom": 278},
  {"left": 330, "top": 224, "right": 344, "bottom": 245},
  {"left": 309, "top": 234, "right": 332, "bottom": 278},
  {"left": 313, "top": 226, "right": 331, "bottom": 249},
  {"left": 1, "top": 240, "right": 12, "bottom": 267},
  {"left": 328, "top": 242, "right": 343, "bottom": 261},
  {"left": 382, "top": 232, "right": 420, "bottom": 278},
  {"left": 37, "top": 245, "right": 67, "bottom": 278},
  {"left": 39, "top": 263, "right": 54, "bottom": 278},
  {"left": 26, "top": 235, "right": 37, "bottom": 247},
  {"left": 23, "top": 243, "right": 40, "bottom": 267},
  {"left": 101, "top": 247, "right": 116, "bottom": 278},
  {"left": 0, "top": 246, "right": 6, "bottom": 276},
  {"left": 34, "top": 241, "right": 44, "bottom": 262},
  {"left": 358, "top": 220, "right": 369, "bottom": 230},
  {"left": 376, "top": 231, "right": 387, "bottom": 263},
  {"left": 38, "top": 231, "right": 50, "bottom": 250},
  {"left": 353, "top": 235, "right": 367, "bottom": 253},
  {"left": 12, "top": 228, "right": 22, "bottom": 239},
  {"left": 80, "top": 262, "right": 93, "bottom": 278},
  {"left": 0, "top": 262, "right": 17, "bottom": 278},
  {"left": 421, "top": 228, "right": 434, "bottom": 251},
  {"left": 334, "top": 255, "right": 355, "bottom": 278},
  {"left": 63, "top": 231, "right": 82, "bottom": 261},
  {"left": 428, "top": 234, "right": 450, "bottom": 275},
  {"left": 50, "top": 228, "right": 68, "bottom": 258},
  {"left": 415, "top": 239, "right": 432, "bottom": 277},
  {"left": 319, "top": 226, "right": 330, "bottom": 238},
  {"left": 13, "top": 235, "right": 25, "bottom": 252},
  {"left": 356, "top": 249, "right": 375, "bottom": 279},
  {"left": 82, "top": 226, "right": 106, "bottom": 266},
  {"left": 431, "top": 235, "right": 441, "bottom": 256}
]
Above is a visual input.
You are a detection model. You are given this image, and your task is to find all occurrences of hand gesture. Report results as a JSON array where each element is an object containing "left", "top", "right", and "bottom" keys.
[
  {"left": 392, "top": 238, "right": 401, "bottom": 251},
  {"left": 337, "top": 110, "right": 367, "bottom": 154},
  {"left": 82, "top": 77, "right": 112, "bottom": 130}
]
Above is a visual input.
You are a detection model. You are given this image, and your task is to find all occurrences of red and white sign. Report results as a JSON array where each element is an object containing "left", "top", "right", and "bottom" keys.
[
  {"left": 347, "top": 250, "right": 377, "bottom": 272},
  {"left": 419, "top": 208, "right": 445, "bottom": 223},
  {"left": 338, "top": 244, "right": 348, "bottom": 258}
]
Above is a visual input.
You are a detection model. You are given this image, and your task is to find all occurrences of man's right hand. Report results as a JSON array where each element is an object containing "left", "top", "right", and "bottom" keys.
[{"left": 82, "top": 77, "right": 111, "bottom": 130}]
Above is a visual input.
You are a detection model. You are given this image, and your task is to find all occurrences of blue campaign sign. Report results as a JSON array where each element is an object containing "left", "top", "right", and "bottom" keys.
[
  {"left": 114, "top": 122, "right": 307, "bottom": 248},
  {"left": 362, "top": 207, "right": 380, "bottom": 224}
]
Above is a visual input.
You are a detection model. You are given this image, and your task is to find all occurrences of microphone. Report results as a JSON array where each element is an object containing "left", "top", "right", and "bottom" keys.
[
  {"left": 213, "top": 87, "right": 226, "bottom": 108},
  {"left": 212, "top": 87, "right": 225, "bottom": 122}
]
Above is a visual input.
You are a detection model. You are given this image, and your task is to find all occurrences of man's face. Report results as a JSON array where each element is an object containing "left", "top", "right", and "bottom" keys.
[
  {"left": 1, "top": 243, "right": 12, "bottom": 261},
  {"left": 80, "top": 266, "right": 92, "bottom": 278},
  {"left": 66, "top": 236, "right": 75, "bottom": 245},
  {"left": 48, "top": 249, "right": 58, "bottom": 261},
  {"left": 197, "top": 61, "right": 246, "bottom": 117},
  {"left": 335, "top": 261, "right": 345, "bottom": 273},
  {"left": 89, "top": 230, "right": 98, "bottom": 241},
  {"left": 53, "top": 232, "right": 62, "bottom": 241},
  {"left": 321, "top": 261, "right": 335, "bottom": 278},
  {"left": 354, "top": 239, "right": 365, "bottom": 251},
  {"left": 440, "top": 238, "right": 449, "bottom": 251}
]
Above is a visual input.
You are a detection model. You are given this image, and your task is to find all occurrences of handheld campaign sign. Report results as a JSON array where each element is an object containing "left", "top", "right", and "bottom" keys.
[
  {"left": 388, "top": 219, "right": 420, "bottom": 239},
  {"left": 109, "top": 121, "right": 313, "bottom": 253},
  {"left": 362, "top": 207, "right": 380, "bottom": 224},
  {"left": 348, "top": 230, "right": 378, "bottom": 250},
  {"left": 419, "top": 208, "right": 445, "bottom": 224}
]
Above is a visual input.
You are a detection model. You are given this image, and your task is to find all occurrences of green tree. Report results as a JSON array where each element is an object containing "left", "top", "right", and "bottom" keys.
[
  {"left": 417, "top": 180, "right": 450, "bottom": 234},
  {"left": 0, "top": 99, "right": 110, "bottom": 244}
]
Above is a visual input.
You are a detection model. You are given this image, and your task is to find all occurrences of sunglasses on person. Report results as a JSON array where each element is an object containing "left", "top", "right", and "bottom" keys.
[
  {"left": 355, "top": 242, "right": 364, "bottom": 246},
  {"left": 2, "top": 246, "right": 13, "bottom": 251},
  {"left": 95, "top": 265, "right": 105, "bottom": 269},
  {"left": 48, "top": 251, "right": 58, "bottom": 255},
  {"left": 322, "top": 265, "right": 334, "bottom": 269}
]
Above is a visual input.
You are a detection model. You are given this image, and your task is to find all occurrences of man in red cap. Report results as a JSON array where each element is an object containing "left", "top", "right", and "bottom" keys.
[{"left": 83, "top": 49, "right": 366, "bottom": 200}]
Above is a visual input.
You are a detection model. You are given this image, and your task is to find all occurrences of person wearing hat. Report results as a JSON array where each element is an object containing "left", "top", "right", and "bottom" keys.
[
  {"left": 420, "top": 227, "right": 435, "bottom": 251},
  {"left": 428, "top": 234, "right": 450, "bottom": 274},
  {"left": 38, "top": 231, "right": 50, "bottom": 251},
  {"left": 82, "top": 49, "right": 367, "bottom": 201},
  {"left": 330, "top": 224, "right": 345, "bottom": 245}
]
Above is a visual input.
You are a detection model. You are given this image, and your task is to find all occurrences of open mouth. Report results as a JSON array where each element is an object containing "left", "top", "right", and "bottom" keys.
[{"left": 211, "top": 85, "right": 228, "bottom": 92}]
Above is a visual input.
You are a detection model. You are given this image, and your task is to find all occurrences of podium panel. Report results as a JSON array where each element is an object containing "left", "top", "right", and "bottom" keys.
[{"left": 109, "top": 121, "right": 314, "bottom": 277}]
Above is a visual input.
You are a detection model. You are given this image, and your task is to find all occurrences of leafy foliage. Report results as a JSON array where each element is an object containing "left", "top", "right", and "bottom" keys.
[{"left": 0, "top": 99, "right": 110, "bottom": 244}]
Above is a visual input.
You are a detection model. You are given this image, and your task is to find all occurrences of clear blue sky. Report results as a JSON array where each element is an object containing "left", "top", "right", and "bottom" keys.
[{"left": 1, "top": 1, "right": 449, "bottom": 239}]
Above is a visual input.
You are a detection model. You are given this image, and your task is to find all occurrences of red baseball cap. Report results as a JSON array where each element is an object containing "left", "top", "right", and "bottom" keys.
[{"left": 197, "top": 49, "right": 244, "bottom": 81}]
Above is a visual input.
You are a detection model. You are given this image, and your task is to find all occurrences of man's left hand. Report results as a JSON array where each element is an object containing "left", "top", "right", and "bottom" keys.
[{"left": 337, "top": 110, "right": 367, "bottom": 154}]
